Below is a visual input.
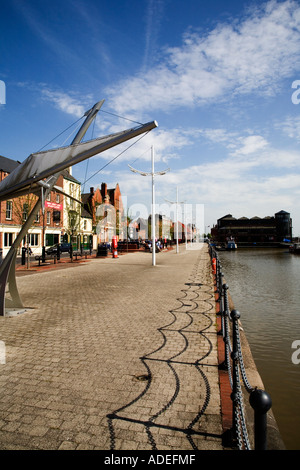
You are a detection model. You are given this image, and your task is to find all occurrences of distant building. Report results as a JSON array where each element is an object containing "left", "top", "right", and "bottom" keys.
[
  {"left": 61, "top": 169, "right": 93, "bottom": 251},
  {"left": 82, "top": 183, "right": 124, "bottom": 243},
  {"left": 0, "top": 155, "right": 95, "bottom": 255},
  {"left": 0, "top": 154, "right": 65, "bottom": 256},
  {"left": 211, "top": 210, "right": 292, "bottom": 245}
]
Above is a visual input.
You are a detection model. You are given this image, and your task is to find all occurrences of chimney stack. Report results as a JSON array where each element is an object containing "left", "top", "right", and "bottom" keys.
[{"left": 101, "top": 182, "right": 107, "bottom": 198}]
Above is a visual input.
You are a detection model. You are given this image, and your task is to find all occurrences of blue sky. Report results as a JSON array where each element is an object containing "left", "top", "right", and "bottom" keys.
[{"left": 1, "top": 0, "right": 300, "bottom": 235}]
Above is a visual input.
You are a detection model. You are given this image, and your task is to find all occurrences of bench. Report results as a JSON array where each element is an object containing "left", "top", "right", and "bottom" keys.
[
  {"left": 72, "top": 251, "right": 90, "bottom": 260},
  {"left": 117, "top": 243, "right": 140, "bottom": 253},
  {"left": 35, "top": 254, "right": 56, "bottom": 266}
]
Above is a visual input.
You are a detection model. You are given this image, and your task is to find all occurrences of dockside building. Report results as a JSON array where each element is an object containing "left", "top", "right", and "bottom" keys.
[{"left": 211, "top": 210, "right": 292, "bottom": 246}]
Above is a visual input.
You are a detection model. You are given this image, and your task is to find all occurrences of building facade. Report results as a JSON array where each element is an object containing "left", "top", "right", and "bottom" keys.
[
  {"left": 82, "top": 183, "right": 124, "bottom": 244},
  {"left": 0, "top": 156, "right": 95, "bottom": 256},
  {"left": 61, "top": 169, "right": 94, "bottom": 250},
  {"left": 211, "top": 210, "right": 292, "bottom": 245},
  {"left": 0, "top": 155, "right": 67, "bottom": 256}
]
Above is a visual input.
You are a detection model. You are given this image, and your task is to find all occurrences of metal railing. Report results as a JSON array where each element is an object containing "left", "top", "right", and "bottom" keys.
[{"left": 210, "top": 245, "right": 272, "bottom": 450}]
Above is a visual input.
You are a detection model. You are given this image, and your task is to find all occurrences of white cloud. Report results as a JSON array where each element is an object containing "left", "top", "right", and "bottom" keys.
[
  {"left": 278, "top": 115, "right": 300, "bottom": 141},
  {"left": 106, "top": 0, "right": 300, "bottom": 115},
  {"left": 142, "top": 0, "right": 165, "bottom": 70},
  {"left": 40, "top": 89, "right": 86, "bottom": 118},
  {"left": 231, "top": 135, "right": 269, "bottom": 156},
  {"left": 26, "top": 1, "right": 300, "bottom": 234}
]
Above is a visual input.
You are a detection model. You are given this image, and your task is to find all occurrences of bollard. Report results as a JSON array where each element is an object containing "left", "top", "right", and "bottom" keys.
[
  {"left": 212, "top": 257, "right": 217, "bottom": 275},
  {"left": 57, "top": 244, "right": 60, "bottom": 261},
  {"left": 112, "top": 235, "right": 118, "bottom": 259},
  {"left": 21, "top": 247, "right": 26, "bottom": 265},
  {"left": 249, "top": 388, "right": 272, "bottom": 450},
  {"left": 42, "top": 246, "right": 46, "bottom": 263}
]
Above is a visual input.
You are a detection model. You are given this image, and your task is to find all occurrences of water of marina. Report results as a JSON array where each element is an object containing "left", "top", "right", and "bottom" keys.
[{"left": 217, "top": 247, "right": 300, "bottom": 450}]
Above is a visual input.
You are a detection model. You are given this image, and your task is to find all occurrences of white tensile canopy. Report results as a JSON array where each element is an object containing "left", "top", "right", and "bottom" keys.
[
  {"left": 0, "top": 100, "right": 158, "bottom": 315},
  {"left": 0, "top": 120, "right": 158, "bottom": 201}
]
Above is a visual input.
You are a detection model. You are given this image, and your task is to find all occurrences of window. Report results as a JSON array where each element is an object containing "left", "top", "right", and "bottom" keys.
[
  {"left": 23, "top": 203, "right": 29, "bottom": 222},
  {"left": 56, "top": 194, "right": 60, "bottom": 203},
  {"left": 28, "top": 233, "right": 38, "bottom": 246},
  {"left": 35, "top": 212, "right": 40, "bottom": 223},
  {"left": 83, "top": 220, "right": 87, "bottom": 230},
  {"left": 69, "top": 184, "right": 74, "bottom": 209},
  {"left": 53, "top": 211, "right": 61, "bottom": 222},
  {"left": 5, "top": 201, "right": 12, "bottom": 220},
  {"left": 47, "top": 211, "right": 51, "bottom": 225},
  {"left": 4, "top": 232, "right": 13, "bottom": 247}
]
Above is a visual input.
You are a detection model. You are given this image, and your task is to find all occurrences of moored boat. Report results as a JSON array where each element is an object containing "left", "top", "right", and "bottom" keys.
[
  {"left": 226, "top": 239, "right": 237, "bottom": 250},
  {"left": 289, "top": 243, "right": 300, "bottom": 254}
]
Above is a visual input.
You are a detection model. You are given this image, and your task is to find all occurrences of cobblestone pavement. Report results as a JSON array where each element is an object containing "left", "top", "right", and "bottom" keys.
[{"left": 0, "top": 244, "right": 225, "bottom": 450}]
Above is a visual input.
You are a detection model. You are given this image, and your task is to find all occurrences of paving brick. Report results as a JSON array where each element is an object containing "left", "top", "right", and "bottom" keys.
[{"left": 0, "top": 244, "right": 233, "bottom": 450}]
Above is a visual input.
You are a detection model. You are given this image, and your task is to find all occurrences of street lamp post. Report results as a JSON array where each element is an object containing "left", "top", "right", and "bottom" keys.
[
  {"left": 184, "top": 203, "right": 188, "bottom": 250},
  {"left": 166, "top": 186, "right": 185, "bottom": 254},
  {"left": 129, "top": 146, "right": 169, "bottom": 266}
]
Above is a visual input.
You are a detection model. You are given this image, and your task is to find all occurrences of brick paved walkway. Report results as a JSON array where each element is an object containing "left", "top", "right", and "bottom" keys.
[{"left": 0, "top": 244, "right": 227, "bottom": 450}]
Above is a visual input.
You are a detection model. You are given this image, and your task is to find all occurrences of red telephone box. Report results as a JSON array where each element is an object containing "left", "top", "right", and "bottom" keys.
[{"left": 112, "top": 236, "right": 118, "bottom": 258}]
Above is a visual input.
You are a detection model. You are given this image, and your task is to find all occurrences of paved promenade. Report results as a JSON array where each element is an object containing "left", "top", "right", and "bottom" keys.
[{"left": 0, "top": 244, "right": 228, "bottom": 451}]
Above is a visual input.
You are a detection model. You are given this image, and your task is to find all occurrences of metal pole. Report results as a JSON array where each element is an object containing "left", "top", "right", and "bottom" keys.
[
  {"left": 165, "top": 188, "right": 184, "bottom": 253},
  {"left": 249, "top": 388, "right": 272, "bottom": 450},
  {"left": 176, "top": 186, "right": 179, "bottom": 254},
  {"left": 230, "top": 309, "right": 241, "bottom": 444},
  {"left": 152, "top": 146, "right": 156, "bottom": 267},
  {"left": 0, "top": 102, "right": 104, "bottom": 314},
  {"left": 71, "top": 100, "right": 104, "bottom": 145},
  {"left": 129, "top": 146, "right": 169, "bottom": 267},
  {"left": 184, "top": 203, "right": 187, "bottom": 250}
]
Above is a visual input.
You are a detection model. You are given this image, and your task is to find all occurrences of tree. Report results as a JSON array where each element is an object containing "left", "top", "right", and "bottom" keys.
[{"left": 64, "top": 200, "right": 81, "bottom": 252}]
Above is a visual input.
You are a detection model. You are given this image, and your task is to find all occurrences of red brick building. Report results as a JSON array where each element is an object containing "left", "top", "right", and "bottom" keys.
[
  {"left": 0, "top": 155, "right": 65, "bottom": 256},
  {"left": 0, "top": 153, "right": 125, "bottom": 253},
  {"left": 82, "top": 183, "right": 124, "bottom": 242}
]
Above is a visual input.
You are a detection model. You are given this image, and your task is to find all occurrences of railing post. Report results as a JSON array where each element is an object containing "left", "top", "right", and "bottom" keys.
[
  {"left": 222, "top": 284, "right": 231, "bottom": 371},
  {"left": 230, "top": 309, "right": 240, "bottom": 444},
  {"left": 216, "top": 257, "right": 222, "bottom": 295},
  {"left": 217, "top": 271, "right": 224, "bottom": 322},
  {"left": 42, "top": 246, "right": 46, "bottom": 263},
  {"left": 249, "top": 388, "right": 272, "bottom": 450}
]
